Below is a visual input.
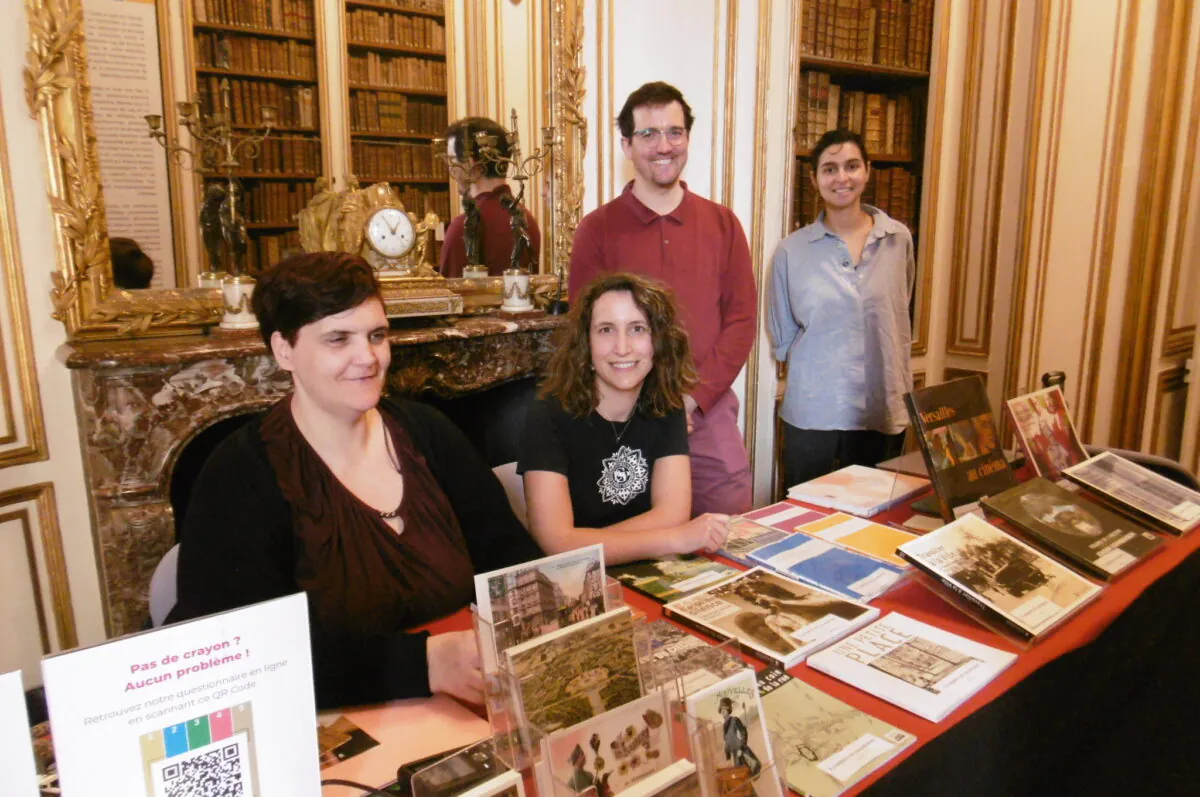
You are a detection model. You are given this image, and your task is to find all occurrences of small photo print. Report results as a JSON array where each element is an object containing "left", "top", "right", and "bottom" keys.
[
  {"left": 140, "top": 702, "right": 259, "bottom": 797},
  {"left": 317, "top": 715, "right": 380, "bottom": 770}
]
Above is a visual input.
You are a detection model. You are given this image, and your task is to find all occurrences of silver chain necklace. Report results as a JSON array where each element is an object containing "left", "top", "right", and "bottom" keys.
[{"left": 609, "top": 413, "right": 635, "bottom": 445}]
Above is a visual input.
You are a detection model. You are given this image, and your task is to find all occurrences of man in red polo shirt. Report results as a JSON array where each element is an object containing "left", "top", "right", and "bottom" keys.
[
  {"left": 440, "top": 116, "right": 542, "bottom": 277},
  {"left": 569, "top": 82, "right": 756, "bottom": 515}
]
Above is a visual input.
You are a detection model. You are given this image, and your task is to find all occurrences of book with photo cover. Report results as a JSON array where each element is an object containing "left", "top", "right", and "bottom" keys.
[
  {"left": 981, "top": 478, "right": 1164, "bottom": 581},
  {"left": 1004, "top": 385, "right": 1088, "bottom": 479},
  {"left": 1063, "top": 451, "right": 1200, "bottom": 535},
  {"left": 684, "top": 669, "right": 785, "bottom": 797},
  {"left": 896, "top": 514, "right": 1102, "bottom": 641},
  {"left": 611, "top": 555, "right": 740, "bottom": 603},
  {"left": 740, "top": 501, "right": 830, "bottom": 533},
  {"left": 474, "top": 545, "right": 607, "bottom": 671},
  {"left": 796, "top": 512, "right": 920, "bottom": 568},
  {"left": 807, "top": 613, "right": 1018, "bottom": 722},
  {"left": 755, "top": 668, "right": 915, "bottom": 797},
  {"left": 721, "top": 516, "right": 794, "bottom": 566},
  {"left": 904, "top": 376, "right": 1018, "bottom": 521},
  {"left": 787, "top": 465, "right": 929, "bottom": 517},
  {"left": 504, "top": 607, "right": 642, "bottom": 734},
  {"left": 747, "top": 532, "right": 906, "bottom": 602},
  {"left": 646, "top": 620, "right": 744, "bottom": 696},
  {"left": 665, "top": 568, "right": 879, "bottom": 669}
]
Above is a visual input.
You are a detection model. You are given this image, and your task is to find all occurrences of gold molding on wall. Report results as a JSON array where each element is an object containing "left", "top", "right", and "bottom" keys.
[
  {"left": 1150, "top": 366, "right": 1189, "bottom": 458},
  {"left": 720, "top": 0, "right": 739, "bottom": 209},
  {"left": 0, "top": 483, "right": 76, "bottom": 652},
  {"left": 1111, "top": 0, "right": 1193, "bottom": 449},
  {"left": 0, "top": 84, "right": 48, "bottom": 467}
]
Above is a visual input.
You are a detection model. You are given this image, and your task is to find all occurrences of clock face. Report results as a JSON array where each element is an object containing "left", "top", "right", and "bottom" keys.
[{"left": 365, "top": 207, "right": 415, "bottom": 259}]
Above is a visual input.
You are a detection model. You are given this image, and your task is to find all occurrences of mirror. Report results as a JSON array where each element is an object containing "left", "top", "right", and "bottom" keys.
[{"left": 26, "top": 0, "right": 585, "bottom": 339}]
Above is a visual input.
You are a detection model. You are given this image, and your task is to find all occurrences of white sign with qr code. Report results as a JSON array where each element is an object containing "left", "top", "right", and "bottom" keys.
[{"left": 151, "top": 734, "right": 255, "bottom": 797}]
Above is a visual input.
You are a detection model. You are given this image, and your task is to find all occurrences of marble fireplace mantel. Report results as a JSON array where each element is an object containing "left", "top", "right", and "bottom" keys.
[{"left": 63, "top": 313, "right": 564, "bottom": 637}]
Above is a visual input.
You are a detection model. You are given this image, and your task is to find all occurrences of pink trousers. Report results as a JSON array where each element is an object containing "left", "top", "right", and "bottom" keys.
[{"left": 689, "top": 388, "right": 753, "bottom": 516}]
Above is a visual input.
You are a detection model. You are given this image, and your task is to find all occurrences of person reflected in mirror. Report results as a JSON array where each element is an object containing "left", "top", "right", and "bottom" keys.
[
  {"left": 767, "top": 129, "right": 915, "bottom": 488},
  {"left": 570, "top": 82, "right": 756, "bottom": 516},
  {"left": 109, "top": 237, "right": 154, "bottom": 289},
  {"left": 168, "top": 252, "right": 543, "bottom": 709},
  {"left": 440, "top": 116, "right": 542, "bottom": 277},
  {"left": 519, "top": 272, "right": 732, "bottom": 565}
]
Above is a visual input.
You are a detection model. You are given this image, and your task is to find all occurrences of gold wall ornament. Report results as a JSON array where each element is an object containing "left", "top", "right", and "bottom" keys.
[
  {"left": 546, "top": 0, "right": 587, "bottom": 295},
  {"left": 24, "top": 0, "right": 221, "bottom": 340}
]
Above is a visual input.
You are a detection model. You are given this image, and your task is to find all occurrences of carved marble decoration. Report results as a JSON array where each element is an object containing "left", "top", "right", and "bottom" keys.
[{"left": 67, "top": 315, "right": 563, "bottom": 636}]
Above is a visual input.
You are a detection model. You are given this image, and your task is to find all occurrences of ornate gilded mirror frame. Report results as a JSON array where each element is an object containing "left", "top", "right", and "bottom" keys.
[{"left": 26, "top": 0, "right": 587, "bottom": 341}]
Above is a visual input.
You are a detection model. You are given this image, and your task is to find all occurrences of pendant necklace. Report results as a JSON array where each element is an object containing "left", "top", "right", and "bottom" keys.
[
  {"left": 609, "top": 412, "right": 635, "bottom": 445},
  {"left": 379, "top": 426, "right": 404, "bottom": 524}
]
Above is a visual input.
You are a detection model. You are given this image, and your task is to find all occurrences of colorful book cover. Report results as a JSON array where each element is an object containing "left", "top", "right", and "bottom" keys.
[
  {"left": 1005, "top": 386, "right": 1088, "bottom": 479},
  {"left": 896, "top": 514, "right": 1102, "bottom": 641},
  {"left": 796, "top": 512, "right": 920, "bottom": 568},
  {"left": 904, "top": 376, "right": 1018, "bottom": 521},
  {"left": 611, "top": 556, "right": 740, "bottom": 603},
  {"left": 1064, "top": 451, "right": 1200, "bottom": 535},
  {"left": 665, "top": 569, "right": 879, "bottom": 669},
  {"left": 684, "top": 670, "right": 785, "bottom": 797},
  {"left": 721, "top": 517, "right": 792, "bottom": 566},
  {"left": 807, "top": 613, "right": 1018, "bottom": 722},
  {"left": 787, "top": 465, "right": 930, "bottom": 517},
  {"left": 740, "top": 501, "right": 830, "bottom": 533},
  {"left": 756, "top": 668, "right": 915, "bottom": 797},
  {"left": 981, "top": 478, "right": 1163, "bottom": 581},
  {"left": 748, "top": 533, "right": 905, "bottom": 602}
]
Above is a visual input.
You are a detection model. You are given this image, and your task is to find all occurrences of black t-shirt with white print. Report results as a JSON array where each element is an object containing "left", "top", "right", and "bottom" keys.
[{"left": 518, "top": 396, "right": 689, "bottom": 529}]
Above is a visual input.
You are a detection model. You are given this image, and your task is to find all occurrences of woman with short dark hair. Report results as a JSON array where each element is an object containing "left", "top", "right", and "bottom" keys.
[
  {"left": 169, "top": 252, "right": 543, "bottom": 708},
  {"left": 519, "top": 272, "right": 731, "bottom": 564}
]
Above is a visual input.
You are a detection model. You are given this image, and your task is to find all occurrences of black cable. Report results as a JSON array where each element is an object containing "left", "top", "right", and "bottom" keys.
[{"left": 320, "top": 777, "right": 397, "bottom": 796}]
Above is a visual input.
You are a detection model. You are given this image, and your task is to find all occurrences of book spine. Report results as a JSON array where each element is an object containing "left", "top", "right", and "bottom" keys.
[{"left": 896, "top": 549, "right": 1035, "bottom": 641}]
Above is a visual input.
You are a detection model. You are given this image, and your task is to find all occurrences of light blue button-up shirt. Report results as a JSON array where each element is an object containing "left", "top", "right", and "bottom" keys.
[{"left": 767, "top": 205, "right": 915, "bottom": 434}]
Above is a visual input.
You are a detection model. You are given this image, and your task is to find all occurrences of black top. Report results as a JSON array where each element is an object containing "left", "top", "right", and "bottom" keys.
[
  {"left": 518, "top": 396, "right": 688, "bottom": 528},
  {"left": 167, "top": 396, "right": 544, "bottom": 709}
]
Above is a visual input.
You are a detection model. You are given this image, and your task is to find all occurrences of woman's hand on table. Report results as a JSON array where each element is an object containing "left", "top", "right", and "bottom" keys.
[
  {"left": 674, "top": 513, "right": 731, "bottom": 555},
  {"left": 426, "top": 630, "right": 484, "bottom": 706}
]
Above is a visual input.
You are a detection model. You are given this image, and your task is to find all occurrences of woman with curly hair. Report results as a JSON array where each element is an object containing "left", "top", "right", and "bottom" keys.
[{"left": 519, "top": 272, "right": 732, "bottom": 564}]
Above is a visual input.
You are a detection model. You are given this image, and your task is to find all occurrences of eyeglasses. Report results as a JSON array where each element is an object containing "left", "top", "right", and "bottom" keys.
[{"left": 629, "top": 126, "right": 689, "bottom": 145}]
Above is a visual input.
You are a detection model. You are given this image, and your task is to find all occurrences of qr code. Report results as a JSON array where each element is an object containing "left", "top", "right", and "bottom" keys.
[{"left": 158, "top": 742, "right": 244, "bottom": 797}]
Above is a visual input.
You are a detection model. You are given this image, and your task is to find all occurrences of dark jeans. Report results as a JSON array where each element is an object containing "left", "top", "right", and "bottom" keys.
[{"left": 781, "top": 423, "right": 906, "bottom": 489}]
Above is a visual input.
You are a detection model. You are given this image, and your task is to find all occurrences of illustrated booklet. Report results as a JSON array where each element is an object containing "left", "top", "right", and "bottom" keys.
[
  {"left": 787, "top": 465, "right": 930, "bottom": 517},
  {"left": 1063, "top": 451, "right": 1200, "bottom": 535},
  {"left": 611, "top": 555, "right": 740, "bottom": 603},
  {"left": 755, "top": 667, "right": 915, "bottom": 797},
  {"left": 40, "top": 592, "right": 320, "bottom": 797},
  {"left": 646, "top": 620, "right": 745, "bottom": 697},
  {"left": 720, "top": 516, "right": 795, "bottom": 566},
  {"left": 739, "top": 501, "right": 830, "bottom": 534},
  {"left": 503, "top": 606, "right": 643, "bottom": 735},
  {"left": 684, "top": 669, "right": 785, "bottom": 797},
  {"left": 807, "top": 612, "right": 1018, "bottom": 722},
  {"left": 0, "top": 670, "right": 39, "bottom": 797},
  {"left": 1004, "top": 385, "right": 1088, "bottom": 479},
  {"left": 793, "top": 512, "right": 920, "bottom": 568},
  {"left": 896, "top": 514, "right": 1102, "bottom": 641},
  {"left": 981, "top": 477, "right": 1164, "bottom": 581},
  {"left": 474, "top": 545, "right": 607, "bottom": 671},
  {"left": 665, "top": 568, "right": 879, "bottom": 669},
  {"left": 747, "top": 531, "right": 906, "bottom": 602},
  {"left": 904, "top": 376, "right": 1018, "bottom": 521}
]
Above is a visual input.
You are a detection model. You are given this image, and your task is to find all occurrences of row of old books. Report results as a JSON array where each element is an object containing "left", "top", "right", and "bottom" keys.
[
  {"left": 802, "top": 0, "right": 935, "bottom": 71},
  {"left": 237, "top": 179, "right": 319, "bottom": 226},
  {"left": 198, "top": 77, "right": 318, "bottom": 129},
  {"left": 194, "top": 32, "right": 317, "bottom": 80},
  {"left": 354, "top": 0, "right": 445, "bottom": 11},
  {"left": 795, "top": 72, "right": 916, "bottom": 157},
  {"left": 192, "top": 0, "right": 315, "bottom": 36},
  {"left": 350, "top": 140, "right": 439, "bottom": 181},
  {"left": 348, "top": 91, "right": 447, "bottom": 135},
  {"left": 393, "top": 185, "right": 450, "bottom": 221},
  {"left": 245, "top": 230, "right": 302, "bottom": 276},
  {"left": 345, "top": 9, "right": 447, "bottom": 51},
  {"left": 792, "top": 162, "right": 917, "bottom": 231},
  {"left": 347, "top": 52, "right": 447, "bottom": 91},
  {"left": 238, "top": 135, "right": 321, "bottom": 176}
]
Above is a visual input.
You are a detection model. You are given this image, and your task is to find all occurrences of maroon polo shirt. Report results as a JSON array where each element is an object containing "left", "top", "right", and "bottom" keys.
[
  {"left": 439, "top": 184, "right": 542, "bottom": 277},
  {"left": 569, "top": 182, "right": 757, "bottom": 413}
]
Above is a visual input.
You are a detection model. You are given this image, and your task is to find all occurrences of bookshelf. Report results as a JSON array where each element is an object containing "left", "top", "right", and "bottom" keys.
[
  {"left": 792, "top": 0, "right": 937, "bottom": 241},
  {"left": 344, "top": 0, "right": 452, "bottom": 224},
  {"left": 190, "top": 0, "right": 325, "bottom": 274}
]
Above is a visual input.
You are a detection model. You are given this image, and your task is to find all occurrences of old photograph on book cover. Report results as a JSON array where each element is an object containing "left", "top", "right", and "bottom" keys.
[
  {"left": 611, "top": 556, "right": 739, "bottom": 603},
  {"left": 721, "top": 517, "right": 792, "bottom": 565},
  {"left": 1064, "top": 451, "right": 1200, "bottom": 534},
  {"left": 505, "top": 607, "right": 642, "bottom": 734},
  {"left": 898, "top": 515, "right": 1101, "bottom": 638},
  {"left": 982, "top": 478, "right": 1163, "bottom": 580},
  {"left": 1005, "top": 386, "right": 1087, "bottom": 479},
  {"left": 685, "top": 670, "right": 784, "bottom": 797},
  {"left": 755, "top": 668, "right": 914, "bottom": 797},
  {"left": 666, "top": 569, "right": 878, "bottom": 668}
]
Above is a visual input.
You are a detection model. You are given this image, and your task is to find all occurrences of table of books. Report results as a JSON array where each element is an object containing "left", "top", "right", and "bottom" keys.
[{"left": 417, "top": 489, "right": 1200, "bottom": 797}]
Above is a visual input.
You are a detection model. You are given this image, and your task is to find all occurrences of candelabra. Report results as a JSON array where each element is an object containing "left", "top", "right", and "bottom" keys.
[{"left": 146, "top": 79, "right": 277, "bottom": 329}]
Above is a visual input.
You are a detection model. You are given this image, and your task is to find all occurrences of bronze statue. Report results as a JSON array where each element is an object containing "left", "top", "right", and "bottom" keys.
[
  {"left": 462, "top": 193, "right": 482, "bottom": 267},
  {"left": 501, "top": 192, "right": 532, "bottom": 271},
  {"left": 199, "top": 183, "right": 226, "bottom": 273},
  {"left": 219, "top": 182, "right": 248, "bottom": 275}
]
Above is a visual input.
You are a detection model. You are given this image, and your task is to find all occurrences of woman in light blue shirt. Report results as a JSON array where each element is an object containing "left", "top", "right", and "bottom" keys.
[{"left": 767, "top": 129, "right": 915, "bottom": 488}]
